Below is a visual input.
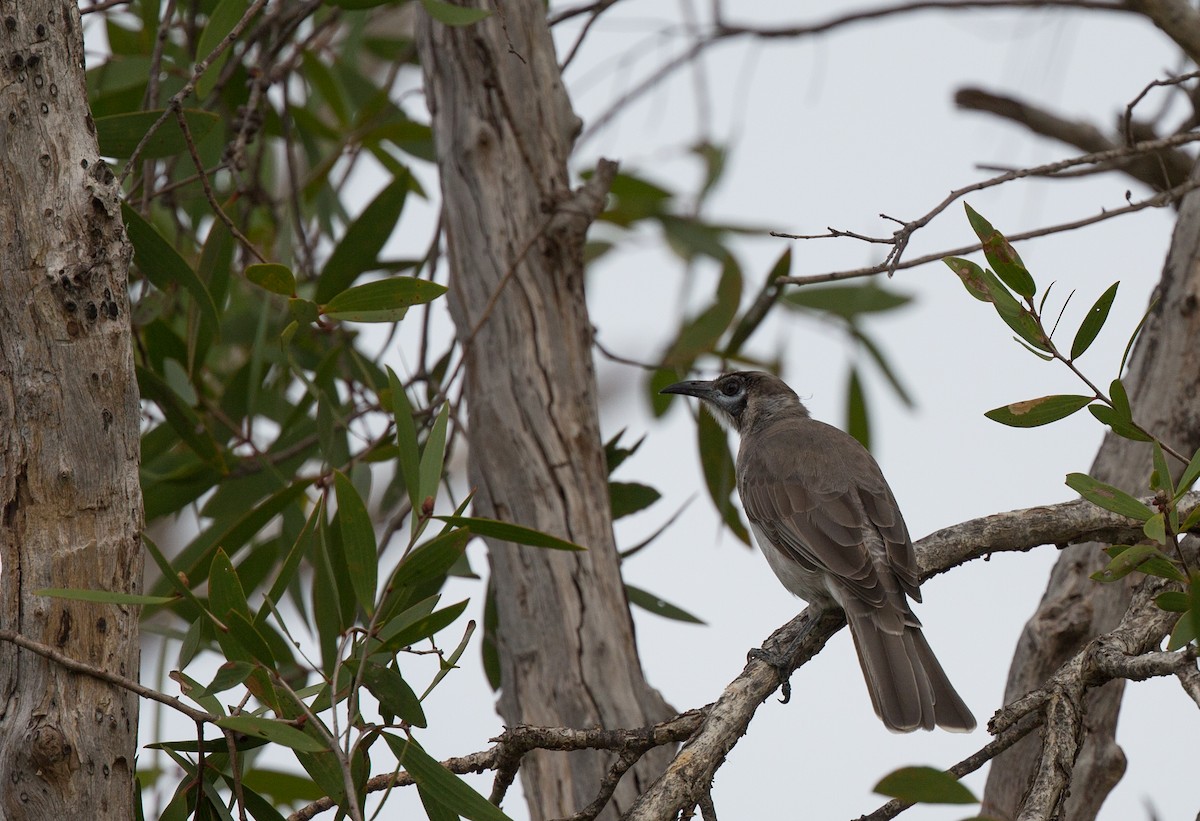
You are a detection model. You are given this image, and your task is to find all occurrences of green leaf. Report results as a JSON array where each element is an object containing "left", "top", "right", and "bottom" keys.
[
  {"left": 195, "top": 0, "right": 253, "bottom": 98},
  {"left": 1155, "top": 591, "right": 1190, "bottom": 612},
  {"left": 420, "top": 0, "right": 492, "bottom": 25},
  {"left": 417, "top": 404, "right": 450, "bottom": 510},
  {"left": 1175, "top": 445, "right": 1200, "bottom": 498},
  {"left": 1151, "top": 441, "right": 1174, "bottom": 496},
  {"left": 123, "top": 204, "right": 220, "bottom": 341},
  {"left": 35, "top": 588, "right": 175, "bottom": 606},
  {"left": 625, "top": 584, "right": 705, "bottom": 624},
  {"left": 663, "top": 257, "right": 742, "bottom": 365},
  {"left": 323, "top": 277, "right": 448, "bottom": 323},
  {"left": 393, "top": 737, "right": 512, "bottom": 821},
  {"left": 1143, "top": 513, "right": 1167, "bottom": 545},
  {"left": 846, "top": 367, "right": 869, "bottom": 448},
  {"left": 1088, "top": 404, "right": 1153, "bottom": 442},
  {"left": 964, "top": 204, "right": 1035, "bottom": 298},
  {"left": 874, "top": 766, "right": 977, "bottom": 805},
  {"left": 944, "top": 256, "right": 992, "bottom": 303},
  {"left": 245, "top": 263, "right": 296, "bottom": 296},
  {"left": 698, "top": 407, "right": 750, "bottom": 545},
  {"left": 984, "top": 395, "right": 1091, "bottom": 428},
  {"left": 783, "top": 282, "right": 913, "bottom": 319},
  {"left": 1182, "top": 504, "right": 1200, "bottom": 533},
  {"left": 604, "top": 429, "right": 645, "bottom": 474},
  {"left": 360, "top": 662, "right": 427, "bottom": 727},
  {"left": 315, "top": 175, "right": 411, "bottom": 302},
  {"left": 376, "top": 600, "right": 469, "bottom": 653},
  {"left": 388, "top": 367, "right": 423, "bottom": 514},
  {"left": 215, "top": 716, "right": 327, "bottom": 753},
  {"left": 206, "top": 661, "right": 256, "bottom": 695},
  {"left": 1066, "top": 473, "right": 1154, "bottom": 521},
  {"left": 1071, "top": 282, "right": 1118, "bottom": 360},
  {"left": 209, "top": 548, "right": 252, "bottom": 621},
  {"left": 288, "top": 298, "right": 321, "bottom": 325},
  {"left": 436, "top": 516, "right": 587, "bottom": 551},
  {"left": 609, "top": 481, "right": 661, "bottom": 520},
  {"left": 334, "top": 471, "right": 378, "bottom": 616},
  {"left": 1091, "top": 544, "right": 1160, "bottom": 583},
  {"left": 96, "top": 109, "right": 220, "bottom": 159},
  {"left": 725, "top": 248, "right": 789, "bottom": 356}
]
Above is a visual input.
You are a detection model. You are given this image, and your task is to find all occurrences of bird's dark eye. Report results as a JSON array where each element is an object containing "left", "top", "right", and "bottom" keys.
[{"left": 720, "top": 379, "right": 741, "bottom": 397}]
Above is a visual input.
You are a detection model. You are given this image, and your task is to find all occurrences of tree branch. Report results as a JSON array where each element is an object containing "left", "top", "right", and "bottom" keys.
[
  {"left": 956, "top": 87, "right": 1194, "bottom": 194},
  {"left": 621, "top": 493, "right": 1199, "bottom": 820}
]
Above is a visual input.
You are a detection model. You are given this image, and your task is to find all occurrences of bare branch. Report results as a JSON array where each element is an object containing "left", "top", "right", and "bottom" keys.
[
  {"left": 0, "top": 628, "right": 215, "bottom": 725},
  {"left": 1126, "top": 0, "right": 1200, "bottom": 64},
  {"left": 956, "top": 87, "right": 1193, "bottom": 194},
  {"left": 775, "top": 132, "right": 1200, "bottom": 286}
]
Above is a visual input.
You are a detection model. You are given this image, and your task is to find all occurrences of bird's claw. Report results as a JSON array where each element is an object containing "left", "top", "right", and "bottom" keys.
[{"left": 747, "top": 647, "right": 792, "bottom": 704}]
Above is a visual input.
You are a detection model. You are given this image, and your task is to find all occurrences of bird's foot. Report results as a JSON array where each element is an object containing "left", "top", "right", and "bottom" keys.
[{"left": 747, "top": 646, "right": 793, "bottom": 704}]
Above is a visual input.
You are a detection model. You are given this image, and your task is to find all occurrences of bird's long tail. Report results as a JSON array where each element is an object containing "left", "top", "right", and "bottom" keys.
[{"left": 844, "top": 608, "right": 976, "bottom": 733}]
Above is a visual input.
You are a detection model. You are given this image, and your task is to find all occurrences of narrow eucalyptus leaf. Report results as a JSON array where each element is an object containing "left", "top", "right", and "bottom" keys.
[{"left": 1070, "top": 282, "right": 1118, "bottom": 360}]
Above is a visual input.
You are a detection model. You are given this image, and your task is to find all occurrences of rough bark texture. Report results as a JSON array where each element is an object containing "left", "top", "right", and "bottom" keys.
[
  {"left": 0, "top": 2, "right": 143, "bottom": 818},
  {"left": 416, "top": 4, "right": 673, "bottom": 820},
  {"left": 982, "top": 161, "right": 1200, "bottom": 819}
]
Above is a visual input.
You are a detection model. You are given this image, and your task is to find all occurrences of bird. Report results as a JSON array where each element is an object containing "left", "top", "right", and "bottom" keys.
[{"left": 661, "top": 370, "right": 975, "bottom": 733}]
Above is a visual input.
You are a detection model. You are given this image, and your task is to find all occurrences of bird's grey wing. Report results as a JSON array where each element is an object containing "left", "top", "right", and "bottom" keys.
[{"left": 738, "top": 421, "right": 920, "bottom": 607}]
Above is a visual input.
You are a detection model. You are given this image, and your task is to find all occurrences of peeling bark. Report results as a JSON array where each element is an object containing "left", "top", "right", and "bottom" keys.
[
  {"left": 0, "top": 2, "right": 142, "bottom": 817},
  {"left": 415, "top": 4, "right": 673, "bottom": 819}
]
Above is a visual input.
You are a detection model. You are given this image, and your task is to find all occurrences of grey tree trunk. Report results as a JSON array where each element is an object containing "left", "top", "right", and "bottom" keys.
[
  {"left": 982, "top": 163, "right": 1200, "bottom": 819},
  {"left": 416, "top": 4, "right": 673, "bottom": 820},
  {"left": 0, "top": 2, "right": 142, "bottom": 818}
]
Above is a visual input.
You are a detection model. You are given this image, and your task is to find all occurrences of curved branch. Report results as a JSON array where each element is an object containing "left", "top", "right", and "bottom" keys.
[
  {"left": 956, "top": 87, "right": 1194, "bottom": 194},
  {"left": 621, "top": 492, "right": 1199, "bottom": 820}
]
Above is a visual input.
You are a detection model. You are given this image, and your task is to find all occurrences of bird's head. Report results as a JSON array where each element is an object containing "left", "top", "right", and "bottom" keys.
[{"left": 660, "top": 371, "right": 806, "bottom": 433}]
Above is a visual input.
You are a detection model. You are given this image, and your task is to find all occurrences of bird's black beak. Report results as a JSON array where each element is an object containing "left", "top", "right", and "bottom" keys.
[{"left": 659, "top": 379, "right": 716, "bottom": 399}]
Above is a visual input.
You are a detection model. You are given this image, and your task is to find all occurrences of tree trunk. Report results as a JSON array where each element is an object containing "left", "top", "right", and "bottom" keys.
[
  {"left": 416, "top": 4, "right": 673, "bottom": 819},
  {"left": 982, "top": 161, "right": 1200, "bottom": 819},
  {"left": 0, "top": 2, "right": 143, "bottom": 817}
]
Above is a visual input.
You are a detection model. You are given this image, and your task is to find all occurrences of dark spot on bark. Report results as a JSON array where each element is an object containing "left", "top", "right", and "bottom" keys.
[
  {"left": 85, "top": 302, "right": 98, "bottom": 321},
  {"left": 35, "top": 24, "right": 45, "bottom": 38},
  {"left": 54, "top": 609, "right": 70, "bottom": 646},
  {"left": 96, "top": 617, "right": 107, "bottom": 633},
  {"left": 102, "top": 409, "right": 113, "bottom": 430},
  {"left": 38, "top": 153, "right": 49, "bottom": 168},
  {"left": 66, "top": 320, "right": 79, "bottom": 337},
  {"left": 27, "top": 54, "right": 39, "bottom": 69},
  {"left": 101, "top": 764, "right": 109, "bottom": 777},
  {"left": 90, "top": 372, "right": 99, "bottom": 384},
  {"left": 80, "top": 158, "right": 87, "bottom": 168},
  {"left": 103, "top": 287, "right": 111, "bottom": 300},
  {"left": 64, "top": 301, "right": 75, "bottom": 312},
  {"left": 91, "top": 196, "right": 105, "bottom": 215},
  {"left": 4, "top": 17, "right": 15, "bottom": 32},
  {"left": 10, "top": 53, "right": 23, "bottom": 70},
  {"left": 1183, "top": 293, "right": 1197, "bottom": 316},
  {"left": 85, "top": 113, "right": 94, "bottom": 134},
  {"left": 7, "top": 111, "right": 15, "bottom": 124},
  {"left": 106, "top": 301, "right": 118, "bottom": 319},
  {"left": 59, "top": 274, "right": 70, "bottom": 289}
]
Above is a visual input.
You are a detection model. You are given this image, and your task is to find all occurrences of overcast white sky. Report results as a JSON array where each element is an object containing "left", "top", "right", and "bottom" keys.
[{"left": 109, "top": 2, "right": 1196, "bottom": 818}]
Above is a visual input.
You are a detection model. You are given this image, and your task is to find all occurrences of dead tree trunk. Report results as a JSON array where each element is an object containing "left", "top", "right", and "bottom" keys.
[
  {"left": 982, "top": 163, "right": 1200, "bottom": 819},
  {"left": 0, "top": 2, "right": 143, "bottom": 819},
  {"left": 415, "top": 4, "right": 673, "bottom": 819}
]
